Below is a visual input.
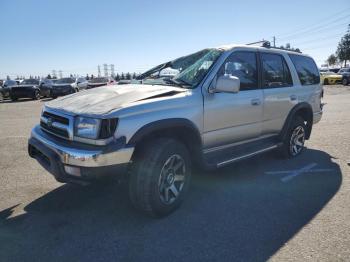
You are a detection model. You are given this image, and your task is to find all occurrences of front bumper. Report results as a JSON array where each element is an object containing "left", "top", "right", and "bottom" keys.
[{"left": 28, "top": 125, "right": 134, "bottom": 183}]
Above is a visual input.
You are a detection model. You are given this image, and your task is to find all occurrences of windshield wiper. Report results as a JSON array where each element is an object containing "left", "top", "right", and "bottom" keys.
[{"left": 164, "top": 78, "right": 192, "bottom": 88}]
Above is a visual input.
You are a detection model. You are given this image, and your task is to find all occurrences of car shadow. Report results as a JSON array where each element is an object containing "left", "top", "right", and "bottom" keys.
[{"left": 0, "top": 148, "right": 342, "bottom": 261}]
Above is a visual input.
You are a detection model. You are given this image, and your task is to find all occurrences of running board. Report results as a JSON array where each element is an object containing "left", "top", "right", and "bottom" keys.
[
  {"left": 202, "top": 136, "right": 283, "bottom": 169},
  {"left": 216, "top": 143, "right": 282, "bottom": 168}
]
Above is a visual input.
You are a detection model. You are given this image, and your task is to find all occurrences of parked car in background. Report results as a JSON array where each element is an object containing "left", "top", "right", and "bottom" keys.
[
  {"left": 1, "top": 79, "right": 18, "bottom": 98},
  {"left": 338, "top": 68, "right": 350, "bottom": 85},
  {"left": 39, "top": 79, "right": 54, "bottom": 97},
  {"left": 320, "top": 71, "right": 342, "bottom": 85},
  {"left": 87, "top": 77, "right": 116, "bottom": 89},
  {"left": 117, "top": 79, "right": 132, "bottom": 85},
  {"left": 10, "top": 79, "right": 42, "bottom": 101},
  {"left": 50, "top": 77, "right": 88, "bottom": 98}
]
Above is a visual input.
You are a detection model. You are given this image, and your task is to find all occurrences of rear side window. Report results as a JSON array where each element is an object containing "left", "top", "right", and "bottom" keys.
[
  {"left": 261, "top": 53, "right": 293, "bottom": 88},
  {"left": 289, "top": 54, "right": 320, "bottom": 85}
]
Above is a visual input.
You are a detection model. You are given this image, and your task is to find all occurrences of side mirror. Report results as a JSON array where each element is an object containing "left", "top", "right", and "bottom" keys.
[{"left": 214, "top": 75, "right": 240, "bottom": 93}]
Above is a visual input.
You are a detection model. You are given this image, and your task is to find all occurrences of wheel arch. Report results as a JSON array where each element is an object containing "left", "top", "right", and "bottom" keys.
[
  {"left": 128, "top": 118, "right": 203, "bottom": 165},
  {"left": 280, "top": 102, "right": 313, "bottom": 140}
]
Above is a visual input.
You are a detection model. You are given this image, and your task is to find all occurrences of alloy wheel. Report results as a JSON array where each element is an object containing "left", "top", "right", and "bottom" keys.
[
  {"left": 158, "top": 154, "right": 186, "bottom": 205},
  {"left": 289, "top": 126, "right": 305, "bottom": 156}
]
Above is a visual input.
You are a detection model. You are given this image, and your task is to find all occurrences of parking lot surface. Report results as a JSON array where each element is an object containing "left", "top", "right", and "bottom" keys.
[{"left": 0, "top": 86, "right": 349, "bottom": 262}]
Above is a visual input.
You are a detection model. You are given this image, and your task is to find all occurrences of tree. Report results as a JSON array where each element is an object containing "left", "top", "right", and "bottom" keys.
[
  {"left": 336, "top": 24, "right": 350, "bottom": 67},
  {"left": 115, "top": 73, "right": 120, "bottom": 81},
  {"left": 326, "top": 54, "right": 337, "bottom": 66},
  {"left": 132, "top": 72, "right": 137, "bottom": 79},
  {"left": 47, "top": 74, "right": 52, "bottom": 79},
  {"left": 126, "top": 72, "right": 131, "bottom": 80},
  {"left": 86, "top": 74, "right": 90, "bottom": 80},
  {"left": 121, "top": 73, "right": 125, "bottom": 80}
]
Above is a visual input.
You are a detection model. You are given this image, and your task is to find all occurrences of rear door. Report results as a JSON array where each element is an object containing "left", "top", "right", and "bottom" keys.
[
  {"left": 260, "top": 52, "right": 296, "bottom": 135},
  {"left": 203, "top": 50, "right": 263, "bottom": 148}
]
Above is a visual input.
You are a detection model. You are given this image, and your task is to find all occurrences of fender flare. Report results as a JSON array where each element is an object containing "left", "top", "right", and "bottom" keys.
[
  {"left": 280, "top": 102, "right": 313, "bottom": 140},
  {"left": 128, "top": 118, "right": 202, "bottom": 147}
]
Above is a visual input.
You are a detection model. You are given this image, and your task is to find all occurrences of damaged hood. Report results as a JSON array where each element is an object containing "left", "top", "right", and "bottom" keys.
[{"left": 45, "top": 84, "right": 186, "bottom": 115}]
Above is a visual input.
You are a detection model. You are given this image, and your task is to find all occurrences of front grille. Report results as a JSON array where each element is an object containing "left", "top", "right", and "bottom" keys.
[{"left": 40, "top": 111, "right": 70, "bottom": 139}]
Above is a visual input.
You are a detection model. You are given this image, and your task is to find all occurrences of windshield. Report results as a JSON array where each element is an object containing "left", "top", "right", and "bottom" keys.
[
  {"left": 55, "top": 78, "right": 75, "bottom": 84},
  {"left": 21, "top": 79, "right": 39, "bottom": 85},
  {"left": 90, "top": 77, "right": 108, "bottom": 83},
  {"left": 137, "top": 48, "right": 223, "bottom": 88}
]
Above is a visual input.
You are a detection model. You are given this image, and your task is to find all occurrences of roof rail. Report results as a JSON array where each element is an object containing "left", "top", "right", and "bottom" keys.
[{"left": 246, "top": 40, "right": 302, "bottom": 53}]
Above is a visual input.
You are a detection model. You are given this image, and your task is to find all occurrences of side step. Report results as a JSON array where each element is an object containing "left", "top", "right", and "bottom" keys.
[{"left": 203, "top": 137, "right": 283, "bottom": 168}]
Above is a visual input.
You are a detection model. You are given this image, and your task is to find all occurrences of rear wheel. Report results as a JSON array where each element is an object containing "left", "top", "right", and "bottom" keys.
[
  {"left": 342, "top": 77, "right": 348, "bottom": 86},
  {"left": 279, "top": 116, "right": 307, "bottom": 158},
  {"left": 129, "top": 138, "right": 191, "bottom": 217}
]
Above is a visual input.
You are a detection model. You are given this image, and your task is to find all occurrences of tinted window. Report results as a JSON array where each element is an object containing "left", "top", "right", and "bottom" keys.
[
  {"left": 56, "top": 78, "right": 75, "bottom": 84},
  {"left": 218, "top": 51, "right": 258, "bottom": 91},
  {"left": 261, "top": 53, "right": 293, "bottom": 88},
  {"left": 90, "top": 77, "right": 108, "bottom": 83},
  {"left": 289, "top": 54, "right": 320, "bottom": 85},
  {"left": 21, "top": 79, "right": 39, "bottom": 85}
]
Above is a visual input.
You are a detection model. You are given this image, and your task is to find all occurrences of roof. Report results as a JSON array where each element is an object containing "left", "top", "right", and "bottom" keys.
[{"left": 216, "top": 43, "right": 307, "bottom": 56}]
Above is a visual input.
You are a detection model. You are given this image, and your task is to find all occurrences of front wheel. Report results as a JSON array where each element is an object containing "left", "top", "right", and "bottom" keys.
[
  {"left": 279, "top": 116, "right": 307, "bottom": 158},
  {"left": 129, "top": 138, "right": 191, "bottom": 217},
  {"left": 342, "top": 78, "right": 348, "bottom": 86},
  {"left": 33, "top": 90, "right": 41, "bottom": 100}
]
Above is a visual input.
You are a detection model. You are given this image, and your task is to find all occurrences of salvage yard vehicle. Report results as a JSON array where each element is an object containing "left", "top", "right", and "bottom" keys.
[
  {"left": 338, "top": 67, "right": 350, "bottom": 85},
  {"left": 320, "top": 71, "right": 342, "bottom": 85},
  {"left": 50, "top": 77, "right": 88, "bottom": 98},
  {"left": 1, "top": 79, "right": 18, "bottom": 98},
  {"left": 87, "top": 77, "right": 116, "bottom": 89},
  {"left": 28, "top": 43, "right": 323, "bottom": 217},
  {"left": 10, "top": 79, "right": 45, "bottom": 101}
]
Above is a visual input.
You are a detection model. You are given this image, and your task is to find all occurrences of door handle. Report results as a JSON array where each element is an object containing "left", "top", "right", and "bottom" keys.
[
  {"left": 290, "top": 95, "right": 297, "bottom": 101},
  {"left": 251, "top": 98, "right": 261, "bottom": 106}
]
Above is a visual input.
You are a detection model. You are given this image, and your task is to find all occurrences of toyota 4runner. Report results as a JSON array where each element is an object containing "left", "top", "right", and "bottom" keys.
[{"left": 28, "top": 44, "right": 323, "bottom": 217}]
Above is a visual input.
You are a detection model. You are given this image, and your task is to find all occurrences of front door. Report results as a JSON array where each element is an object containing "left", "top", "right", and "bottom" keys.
[{"left": 203, "top": 50, "right": 263, "bottom": 149}]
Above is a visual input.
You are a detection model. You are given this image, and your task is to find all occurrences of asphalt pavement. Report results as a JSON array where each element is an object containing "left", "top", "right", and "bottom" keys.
[{"left": 0, "top": 87, "right": 349, "bottom": 262}]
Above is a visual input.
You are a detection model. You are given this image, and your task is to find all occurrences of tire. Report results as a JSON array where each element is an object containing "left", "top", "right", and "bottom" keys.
[
  {"left": 342, "top": 77, "right": 348, "bottom": 86},
  {"left": 129, "top": 138, "right": 192, "bottom": 217},
  {"left": 0, "top": 92, "right": 3, "bottom": 102},
  {"left": 33, "top": 90, "right": 41, "bottom": 100},
  {"left": 10, "top": 96, "right": 17, "bottom": 101},
  {"left": 279, "top": 116, "right": 307, "bottom": 158},
  {"left": 323, "top": 79, "right": 328, "bottom": 85}
]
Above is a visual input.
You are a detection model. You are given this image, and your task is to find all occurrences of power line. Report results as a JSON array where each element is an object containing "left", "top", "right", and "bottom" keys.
[
  {"left": 291, "top": 31, "right": 346, "bottom": 46},
  {"left": 277, "top": 8, "right": 350, "bottom": 39},
  {"left": 279, "top": 19, "right": 349, "bottom": 42}
]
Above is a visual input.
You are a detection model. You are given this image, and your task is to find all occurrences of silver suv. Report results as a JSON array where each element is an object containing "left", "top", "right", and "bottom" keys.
[{"left": 28, "top": 44, "right": 323, "bottom": 217}]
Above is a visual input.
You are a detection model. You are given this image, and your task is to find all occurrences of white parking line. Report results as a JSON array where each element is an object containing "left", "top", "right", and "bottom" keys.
[{"left": 265, "top": 163, "right": 334, "bottom": 183}]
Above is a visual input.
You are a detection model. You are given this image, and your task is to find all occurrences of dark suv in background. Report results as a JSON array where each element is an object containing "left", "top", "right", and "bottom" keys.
[
  {"left": 51, "top": 77, "right": 88, "bottom": 98},
  {"left": 10, "top": 79, "right": 48, "bottom": 101},
  {"left": 338, "top": 68, "right": 350, "bottom": 85}
]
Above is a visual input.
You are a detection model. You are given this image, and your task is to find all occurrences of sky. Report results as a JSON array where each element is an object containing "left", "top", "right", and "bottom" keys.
[{"left": 0, "top": 0, "right": 349, "bottom": 79}]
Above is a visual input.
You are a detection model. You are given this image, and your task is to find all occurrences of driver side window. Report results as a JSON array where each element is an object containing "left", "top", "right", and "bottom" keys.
[{"left": 218, "top": 51, "right": 258, "bottom": 91}]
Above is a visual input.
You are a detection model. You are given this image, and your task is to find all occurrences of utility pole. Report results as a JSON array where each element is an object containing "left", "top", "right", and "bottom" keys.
[
  {"left": 103, "top": 64, "right": 108, "bottom": 77},
  {"left": 273, "top": 36, "right": 276, "bottom": 47},
  {"left": 98, "top": 65, "right": 101, "bottom": 77},
  {"left": 110, "top": 64, "right": 115, "bottom": 77}
]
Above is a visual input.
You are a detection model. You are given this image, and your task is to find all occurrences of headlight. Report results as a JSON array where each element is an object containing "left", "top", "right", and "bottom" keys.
[{"left": 74, "top": 117, "right": 101, "bottom": 139}]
